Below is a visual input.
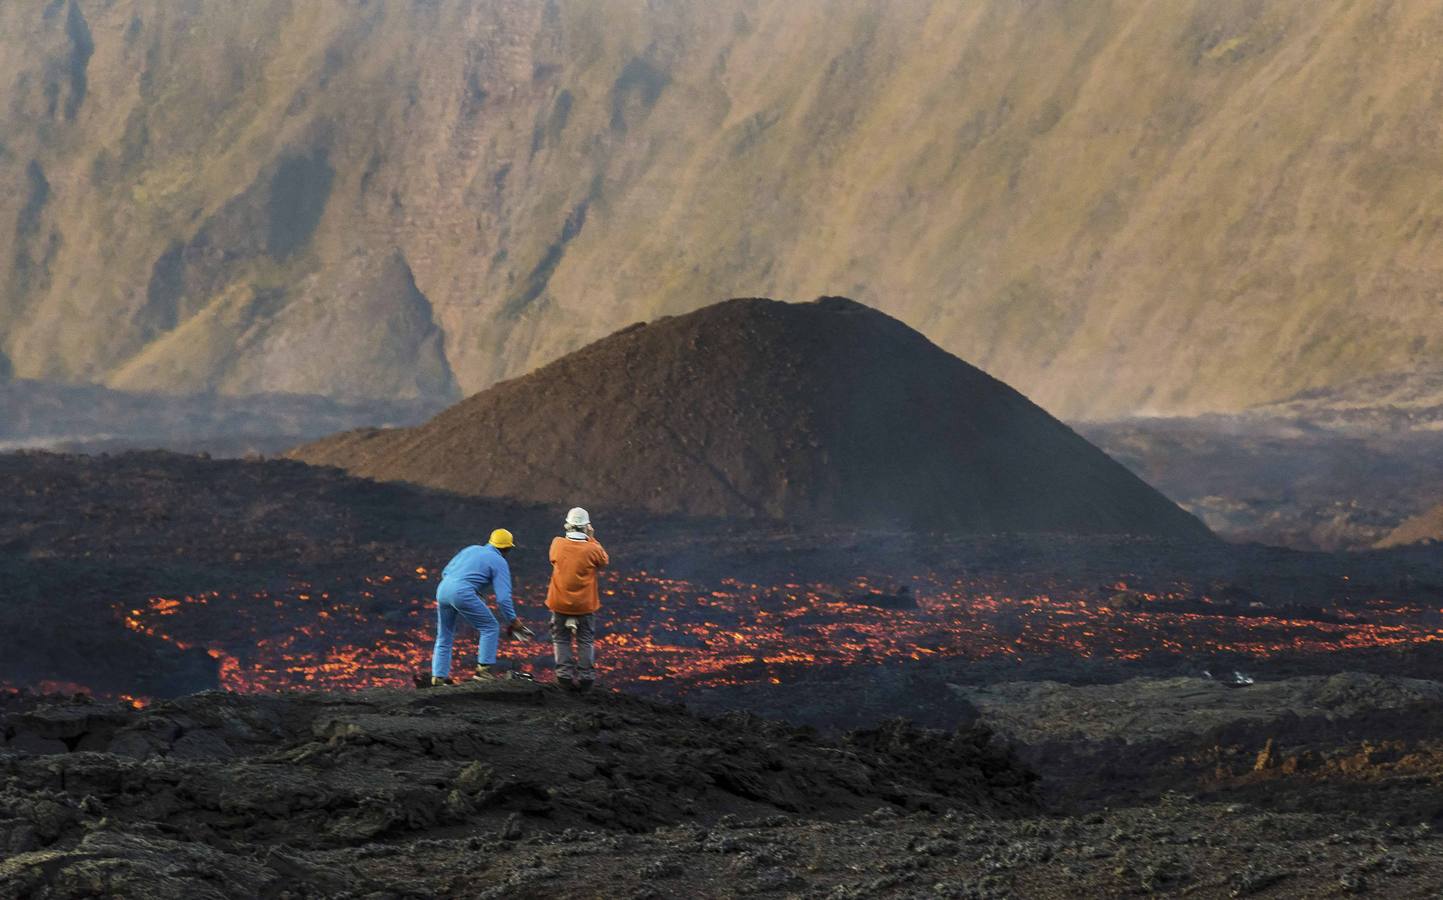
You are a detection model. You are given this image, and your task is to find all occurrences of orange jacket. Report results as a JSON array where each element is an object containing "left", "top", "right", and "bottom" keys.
[{"left": 546, "top": 536, "right": 610, "bottom": 615}]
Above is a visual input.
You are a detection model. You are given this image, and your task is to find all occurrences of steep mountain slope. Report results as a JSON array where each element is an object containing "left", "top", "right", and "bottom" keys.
[
  {"left": 292, "top": 297, "right": 1212, "bottom": 538},
  {"left": 4, "top": 1, "right": 1442, "bottom": 416},
  {"left": 1379, "top": 504, "right": 1443, "bottom": 549}
]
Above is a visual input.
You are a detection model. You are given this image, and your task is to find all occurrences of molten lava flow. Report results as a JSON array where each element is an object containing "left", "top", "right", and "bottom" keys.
[{"left": 90, "top": 566, "right": 1443, "bottom": 703}]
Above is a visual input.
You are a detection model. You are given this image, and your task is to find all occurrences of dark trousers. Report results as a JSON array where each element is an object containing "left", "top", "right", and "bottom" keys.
[{"left": 551, "top": 612, "right": 595, "bottom": 682}]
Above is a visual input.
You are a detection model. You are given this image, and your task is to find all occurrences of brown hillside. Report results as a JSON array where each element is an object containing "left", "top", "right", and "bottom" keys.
[
  {"left": 292, "top": 298, "right": 1212, "bottom": 539},
  {"left": 1378, "top": 504, "right": 1443, "bottom": 549},
  {"left": 4, "top": 2, "right": 1443, "bottom": 417}
]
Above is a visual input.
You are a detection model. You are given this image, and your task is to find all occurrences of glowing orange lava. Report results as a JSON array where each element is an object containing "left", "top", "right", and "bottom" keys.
[{"left": 94, "top": 567, "right": 1443, "bottom": 702}]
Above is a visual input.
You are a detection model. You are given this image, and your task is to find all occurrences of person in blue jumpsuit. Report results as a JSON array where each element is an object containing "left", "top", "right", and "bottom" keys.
[{"left": 431, "top": 528, "right": 519, "bottom": 685}]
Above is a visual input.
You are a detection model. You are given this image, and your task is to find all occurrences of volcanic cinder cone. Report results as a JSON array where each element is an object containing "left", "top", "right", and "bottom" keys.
[{"left": 291, "top": 297, "right": 1212, "bottom": 539}]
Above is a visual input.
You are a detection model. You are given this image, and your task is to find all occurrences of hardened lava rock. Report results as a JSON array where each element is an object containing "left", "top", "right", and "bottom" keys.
[{"left": 0, "top": 682, "right": 1035, "bottom": 897}]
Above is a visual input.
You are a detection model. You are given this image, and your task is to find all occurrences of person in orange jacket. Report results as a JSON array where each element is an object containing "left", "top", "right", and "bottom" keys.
[{"left": 547, "top": 507, "right": 610, "bottom": 691}]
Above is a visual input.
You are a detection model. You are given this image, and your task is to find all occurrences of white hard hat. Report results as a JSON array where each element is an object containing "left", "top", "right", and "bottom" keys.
[{"left": 565, "top": 507, "right": 591, "bottom": 528}]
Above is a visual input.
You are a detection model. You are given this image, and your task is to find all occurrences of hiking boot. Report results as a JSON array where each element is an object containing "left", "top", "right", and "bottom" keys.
[
  {"left": 430, "top": 676, "right": 450, "bottom": 687},
  {"left": 473, "top": 665, "right": 502, "bottom": 682}
]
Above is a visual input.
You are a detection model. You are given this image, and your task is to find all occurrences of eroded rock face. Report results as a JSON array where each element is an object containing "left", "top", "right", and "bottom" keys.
[
  {"left": 5, "top": 2, "right": 1443, "bottom": 417},
  {"left": 0, "top": 683, "right": 1035, "bottom": 894}
]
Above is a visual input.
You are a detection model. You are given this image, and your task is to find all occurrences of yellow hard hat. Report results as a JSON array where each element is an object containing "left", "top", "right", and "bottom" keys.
[{"left": 488, "top": 528, "right": 515, "bottom": 549}]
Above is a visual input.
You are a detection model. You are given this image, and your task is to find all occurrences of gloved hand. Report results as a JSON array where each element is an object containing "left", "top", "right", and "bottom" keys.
[{"left": 505, "top": 620, "right": 535, "bottom": 642}]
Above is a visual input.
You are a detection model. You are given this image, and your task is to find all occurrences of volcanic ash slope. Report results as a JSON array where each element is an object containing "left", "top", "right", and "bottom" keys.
[{"left": 293, "top": 297, "right": 1211, "bottom": 540}]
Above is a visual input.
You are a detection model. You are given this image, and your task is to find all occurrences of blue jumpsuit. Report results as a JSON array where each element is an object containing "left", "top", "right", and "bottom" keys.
[{"left": 431, "top": 544, "right": 515, "bottom": 677}]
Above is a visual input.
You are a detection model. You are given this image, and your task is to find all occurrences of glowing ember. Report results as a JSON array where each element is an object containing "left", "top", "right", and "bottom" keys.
[{"left": 95, "top": 567, "right": 1443, "bottom": 702}]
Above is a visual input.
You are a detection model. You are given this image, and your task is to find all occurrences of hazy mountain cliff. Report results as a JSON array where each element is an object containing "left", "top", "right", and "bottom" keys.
[{"left": 3, "top": 0, "right": 1442, "bottom": 417}]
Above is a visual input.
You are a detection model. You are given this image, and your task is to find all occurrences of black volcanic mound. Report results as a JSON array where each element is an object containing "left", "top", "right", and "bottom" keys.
[{"left": 294, "top": 297, "right": 1211, "bottom": 538}]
